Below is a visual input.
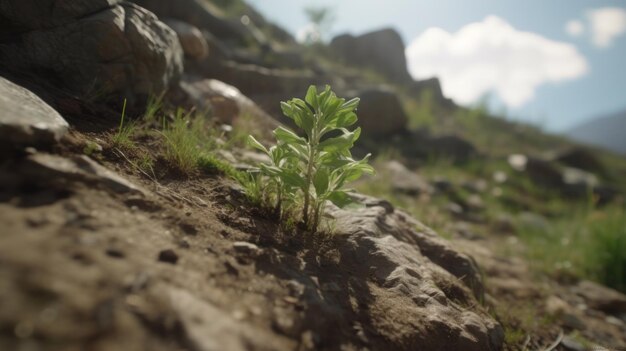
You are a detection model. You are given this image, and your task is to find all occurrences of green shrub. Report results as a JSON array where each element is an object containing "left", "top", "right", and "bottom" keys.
[{"left": 244, "top": 85, "right": 374, "bottom": 232}]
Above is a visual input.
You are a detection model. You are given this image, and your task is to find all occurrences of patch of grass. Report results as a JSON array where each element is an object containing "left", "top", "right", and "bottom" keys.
[
  {"left": 160, "top": 109, "right": 217, "bottom": 175},
  {"left": 515, "top": 205, "right": 626, "bottom": 292}
]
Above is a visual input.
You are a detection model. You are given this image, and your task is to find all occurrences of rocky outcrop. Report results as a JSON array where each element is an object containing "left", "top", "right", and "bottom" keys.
[
  {"left": 330, "top": 28, "right": 412, "bottom": 84},
  {"left": 323, "top": 194, "right": 502, "bottom": 349},
  {"left": 131, "top": 0, "right": 256, "bottom": 46},
  {"left": 0, "top": 77, "right": 68, "bottom": 147},
  {"left": 409, "top": 77, "right": 455, "bottom": 107},
  {"left": 350, "top": 87, "right": 409, "bottom": 138},
  {"left": 0, "top": 1, "right": 183, "bottom": 106}
]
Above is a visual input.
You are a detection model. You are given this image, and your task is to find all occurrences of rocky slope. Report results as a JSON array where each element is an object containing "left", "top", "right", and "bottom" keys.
[{"left": 1, "top": 1, "right": 625, "bottom": 351}]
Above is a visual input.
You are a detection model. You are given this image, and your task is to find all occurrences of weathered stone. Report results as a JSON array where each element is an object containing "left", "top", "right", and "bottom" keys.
[
  {"left": 21, "top": 153, "right": 146, "bottom": 195},
  {"left": 380, "top": 160, "right": 434, "bottom": 196},
  {"left": 171, "top": 78, "right": 280, "bottom": 139},
  {"left": 0, "top": 0, "right": 121, "bottom": 31},
  {"left": 327, "top": 195, "right": 503, "bottom": 350},
  {"left": 131, "top": 0, "right": 254, "bottom": 45},
  {"left": 0, "top": 77, "right": 68, "bottom": 146},
  {"left": 350, "top": 87, "right": 409, "bottom": 138},
  {"left": 164, "top": 19, "right": 209, "bottom": 60},
  {"left": 0, "top": 2, "right": 183, "bottom": 105},
  {"left": 408, "top": 77, "right": 454, "bottom": 106},
  {"left": 330, "top": 28, "right": 411, "bottom": 83},
  {"left": 574, "top": 280, "right": 626, "bottom": 315}
]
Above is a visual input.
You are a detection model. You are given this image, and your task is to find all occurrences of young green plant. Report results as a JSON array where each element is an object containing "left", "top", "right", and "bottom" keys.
[{"left": 246, "top": 85, "right": 374, "bottom": 232}]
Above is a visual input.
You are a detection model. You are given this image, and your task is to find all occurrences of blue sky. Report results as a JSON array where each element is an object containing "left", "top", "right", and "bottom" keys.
[{"left": 247, "top": 0, "right": 626, "bottom": 131}]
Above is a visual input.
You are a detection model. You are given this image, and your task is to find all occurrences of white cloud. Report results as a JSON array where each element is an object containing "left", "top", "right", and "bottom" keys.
[
  {"left": 565, "top": 20, "right": 585, "bottom": 37},
  {"left": 406, "top": 16, "right": 588, "bottom": 108},
  {"left": 587, "top": 7, "right": 626, "bottom": 48}
]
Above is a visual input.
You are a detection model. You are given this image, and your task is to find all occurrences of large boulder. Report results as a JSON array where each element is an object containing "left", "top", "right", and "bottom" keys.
[
  {"left": 324, "top": 194, "right": 504, "bottom": 350},
  {"left": 0, "top": 1, "right": 183, "bottom": 106},
  {"left": 131, "top": 0, "right": 255, "bottom": 46},
  {"left": 350, "top": 86, "right": 409, "bottom": 138},
  {"left": 0, "top": 0, "right": 120, "bottom": 30},
  {"left": 330, "top": 28, "right": 412, "bottom": 84},
  {"left": 0, "top": 76, "right": 68, "bottom": 147}
]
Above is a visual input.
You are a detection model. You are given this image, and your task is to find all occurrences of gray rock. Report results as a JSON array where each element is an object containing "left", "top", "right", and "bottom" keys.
[
  {"left": 574, "top": 280, "right": 626, "bottom": 315},
  {"left": 408, "top": 77, "right": 453, "bottom": 106},
  {"left": 0, "top": 77, "right": 68, "bottom": 146},
  {"left": 164, "top": 19, "right": 209, "bottom": 60},
  {"left": 172, "top": 79, "right": 279, "bottom": 132},
  {"left": 0, "top": 2, "right": 183, "bottom": 105},
  {"left": 21, "top": 153, "right": 146, "bottom": 195},
  {"left": 380, "top": 160, "right": 434, "bottom": 196},
  {"left": 0, "top": 0, "right": 120, "bottom": 30},
  {"left": 131, "top": 0, "right": 256, "bottom": 46},
  {"left": 330, "top": 28, "right": 411, "bottom": 83},
  {"left": 329, "top": 197, "right": 503, "bottom": 350},
  {"left": 350, "top": 86, "right": 409, "bottom": 138}
]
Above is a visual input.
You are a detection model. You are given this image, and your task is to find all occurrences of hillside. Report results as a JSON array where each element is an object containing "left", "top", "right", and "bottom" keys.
[
  {"left": 567, "top": 110, "right": 626, "bottom": 155},
  {"left": 0, "top": 1, "right": 625, "bottom": 351}
]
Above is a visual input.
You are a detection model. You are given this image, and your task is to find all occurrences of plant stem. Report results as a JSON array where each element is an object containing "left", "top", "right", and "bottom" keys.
[{"left": 302, "top": 110, "right": 320, "bottom": 229}]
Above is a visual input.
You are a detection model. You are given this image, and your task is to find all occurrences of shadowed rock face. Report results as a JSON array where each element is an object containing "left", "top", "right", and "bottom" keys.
[
  {"left": 330, "top": 28, "right": 412, "bottom": 84},
  {"left": 350, "top": 86, "right": 409, "bottom": 138},
  {"left": 0, "top": 77, "right": 68, "bottom": 147},
  {"left": 0, "top": 1, "right": 183, "bottom": 106}
]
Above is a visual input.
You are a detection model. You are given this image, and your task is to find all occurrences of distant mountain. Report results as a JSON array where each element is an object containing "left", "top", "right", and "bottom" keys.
[{"left": 566, "top": 110, "right": 626, "bottom": 155}]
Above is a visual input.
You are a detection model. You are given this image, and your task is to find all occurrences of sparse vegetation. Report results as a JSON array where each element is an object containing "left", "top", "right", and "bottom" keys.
[
  {"left": 244, "top": 85, "right": 374, "bottom": 232},
  {"left": 516, "top": 205, "right": 626, "bottom": 292},
  {"left": 111, "top": 99, "right": 137, "bottom": 150},
  {"left": 160, "top": 109, "right": 216, "bottom": 174}
]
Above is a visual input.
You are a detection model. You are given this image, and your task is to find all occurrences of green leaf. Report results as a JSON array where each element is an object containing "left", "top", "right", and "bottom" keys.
[
  {"left": 281, "top": 101, "right": 302, "bottom": 128},
  {"left": 341, "top": 98, "right": 360, "bottom": 112},
  {"left": 335, "top": 112, "right": 358, "bottom": 128},
  {"left": 318, "top": 127, "right": 361, "bottom": 153},
  {"left": 247, "top": 135, "right": 268, "bottom": 154},
  {"left": 327, "top": 190, "right": 354, "bottom": 208},
  {"left": 279, "top": 169, "right": 306, "bottom": 189},
  {"left": 305, "top": 85, "right": 318, "bottom": 109},
  {"left": 274, "top": 126, "right": 306, "bottom": 145}
]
